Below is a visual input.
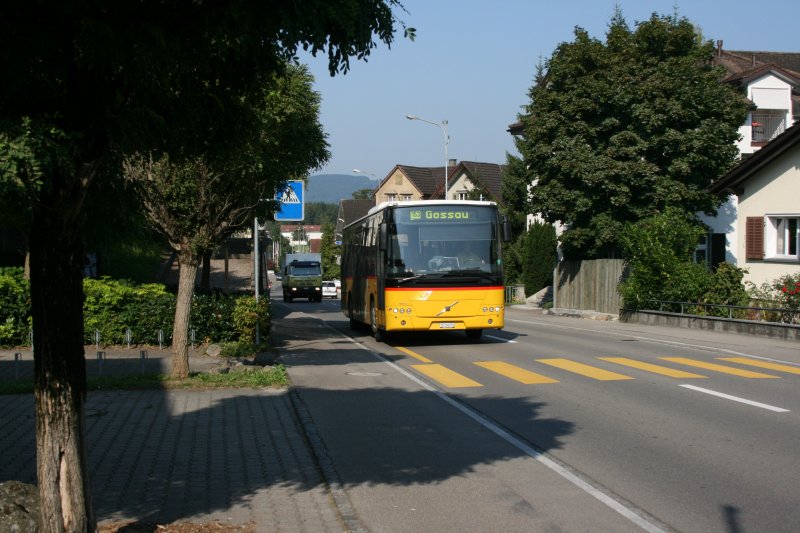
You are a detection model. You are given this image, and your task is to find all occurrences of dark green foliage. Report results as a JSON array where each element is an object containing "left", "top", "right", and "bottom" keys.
[
  {"left": 230, "top": 295, "right": 270, "bottom": 344},
  {"left": 520, "top": 11, "right": 749, "bottom": 259},
  {"left": 189, "top": 291, "right": 239, "bottom": 344},
  {"left": 83, "top": 278, "right": 176, "bottom": 345},
  {"left": 522, "top": 221, "right": 557, "bottom": 296},
  {"left": 320, "top": 221, "right": 341, "bottom": 280},
  {"left": 501, "top": 152, "right": 530, "bottom": 239},
  {"left": 81, "top": 278, "right": 267, "bottom": 346},
  {"left": 619, "top": 208, "right": 709, "bottom": 309},
  {"left": 503, "top": 236, "right": 524, "bottom": 285},
  {"left": 700, "top": 262, "right": 750, "bottom": 317},
  {"left": 0, "top": 267, "right": 30, "bottom": 346},
  {"left": 305, "top": 202, "right": 339, "bottom": 226}
]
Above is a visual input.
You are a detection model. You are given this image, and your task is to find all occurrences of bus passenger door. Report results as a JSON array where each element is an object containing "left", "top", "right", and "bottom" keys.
[{"left": 377, "top": 222, "right": 388, "bottom": 315}]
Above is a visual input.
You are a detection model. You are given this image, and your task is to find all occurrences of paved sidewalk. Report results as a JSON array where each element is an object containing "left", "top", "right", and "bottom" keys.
[{"left": 0, "top": 347, "right": 346, "bottom": 532}]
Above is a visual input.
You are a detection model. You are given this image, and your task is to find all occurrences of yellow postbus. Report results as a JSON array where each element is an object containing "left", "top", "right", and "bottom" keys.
[{"left": 341, "top": 200, "right": 510, "bottom": 341}]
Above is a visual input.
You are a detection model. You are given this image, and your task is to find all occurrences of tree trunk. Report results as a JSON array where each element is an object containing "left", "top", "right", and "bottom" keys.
[
  {"left": 30, "top": 204, "right": 95, "bottom": 531},
  {"left": 171, "top": 250, "right": 199, "bottom": 378},
  {"left": 200, "top": 250, "right": 211, "bottom": 290}
]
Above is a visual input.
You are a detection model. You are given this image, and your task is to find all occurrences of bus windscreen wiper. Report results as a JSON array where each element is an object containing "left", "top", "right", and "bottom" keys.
[
  {"left": 441, "top": 270, "right": 497, "bottom": 281},
  {"left": 396, "top": 274, "right": 429, "bottom": 285}
]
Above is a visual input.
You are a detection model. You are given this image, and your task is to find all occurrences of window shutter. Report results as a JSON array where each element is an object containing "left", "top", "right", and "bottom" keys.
[{"left": 745, "top": 217, "right": 764, "bottom": 259}]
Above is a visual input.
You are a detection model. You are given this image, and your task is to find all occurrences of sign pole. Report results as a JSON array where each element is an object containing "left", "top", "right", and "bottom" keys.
[{"left": 254, "top": 217, "right": 260, "bottom": 345}]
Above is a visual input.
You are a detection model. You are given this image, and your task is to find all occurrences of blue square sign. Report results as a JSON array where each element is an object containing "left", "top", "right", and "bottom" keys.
[{"left": 274, "top": 180, "right": 304, "bottom": 221}]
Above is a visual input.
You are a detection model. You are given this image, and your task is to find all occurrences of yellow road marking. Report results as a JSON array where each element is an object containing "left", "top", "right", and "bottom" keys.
[
  {"left": 475, "top": 361, "right": 559, "bottom": 384},
  {"left": 599, "top": 357, "right": 707, "bottom": 378},
  {"left": 660, "top": 357, "right": 779, "bottom": 378},
  {"left": 536, "top": 359, "right": 634, "bottom": 381},
  {"left": 395, "top": 346, "right": 433, "bottom": 363},
  {"left": 412, "top": 364, "right": 483, "bottom": 388},
  {"left": 718, "top": 357, "right": 800, "bottom": 375}
]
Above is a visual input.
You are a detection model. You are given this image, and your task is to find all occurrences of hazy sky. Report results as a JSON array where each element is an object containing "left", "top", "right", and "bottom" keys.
[{"left": 301, "top": 0, "right": 798, "bottom": 180}]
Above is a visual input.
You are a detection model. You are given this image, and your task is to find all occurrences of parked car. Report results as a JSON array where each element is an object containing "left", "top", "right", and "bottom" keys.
[{"left": 322, "top": 281, "right": 338, "bottom": 299}]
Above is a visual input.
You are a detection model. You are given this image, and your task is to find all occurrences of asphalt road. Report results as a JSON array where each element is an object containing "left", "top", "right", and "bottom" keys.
[{"left": 270, "top": 284, "right": 800, "bottom": 533}]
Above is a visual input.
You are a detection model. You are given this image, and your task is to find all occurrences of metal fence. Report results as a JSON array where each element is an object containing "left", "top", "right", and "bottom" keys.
[
  {"left": 504, "top": 284, "right": 526, "bottom": 304},
  {"left": 639, "top": 299, "right": 799, "bottom": 325}
]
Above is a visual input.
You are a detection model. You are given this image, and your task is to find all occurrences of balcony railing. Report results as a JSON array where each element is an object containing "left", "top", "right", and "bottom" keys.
[{"left": 751, "top": 112, "right": 787, "bottom": 142}]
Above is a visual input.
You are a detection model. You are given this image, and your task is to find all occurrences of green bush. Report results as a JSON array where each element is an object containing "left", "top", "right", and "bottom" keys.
[
  {"left": 701, "top": 262, "right": 750, "bottom": 318},
  {"left": 502, "top": 235, "right": 524, "bottom": 285},
  {"left": 747, "top": 272, "right": 800, "bottom": 323},
  {"left": 2, "top": 272, "right": 270, "bottom": 347},
  {"left": 232, "top": 295, "right": 270, "bottom": 343},
  {"left": 0, "top": 267, "right": 30, "bottom": 346},
  {"left": 522, "top": 221, "right": 557, "bottom": 297},
  {"left": 619, "top": 208, "right": 710, "bottom": 309},
  {"left": 83, "top": 277, "right": 175, "bottom": 344},
  {"left": 190, "top": 290, "right": 239, "bottom": 344}
]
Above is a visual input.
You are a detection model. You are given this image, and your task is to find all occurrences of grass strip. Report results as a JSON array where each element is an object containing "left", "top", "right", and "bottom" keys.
[{"left": 0, "top": 364, "right": 289, "bottom": 395}]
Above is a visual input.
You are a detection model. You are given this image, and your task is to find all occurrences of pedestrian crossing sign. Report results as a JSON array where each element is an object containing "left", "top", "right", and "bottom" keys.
[{"left": 274, "top": 180, "right": 304, "bottom": 221}]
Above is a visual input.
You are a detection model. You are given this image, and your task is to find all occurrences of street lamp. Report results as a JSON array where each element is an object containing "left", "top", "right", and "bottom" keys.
[
  {"left": 406, "top": 114, "right": 450, "bottom": 199},
  {"left": 352, "top": 168, "right": 376, "bottom": 177}
]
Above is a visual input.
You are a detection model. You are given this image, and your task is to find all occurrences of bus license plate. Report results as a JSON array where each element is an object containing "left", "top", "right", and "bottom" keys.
[{"left": 439, "top": 322, "right": 455, "bottom": 329}]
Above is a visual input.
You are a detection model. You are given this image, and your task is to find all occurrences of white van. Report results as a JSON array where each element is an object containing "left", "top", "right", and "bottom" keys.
[{"left": 322, "top": 281, "right": 338, "bottom": 299}]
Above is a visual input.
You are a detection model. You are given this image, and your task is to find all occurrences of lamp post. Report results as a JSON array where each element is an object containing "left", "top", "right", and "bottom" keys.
[
  {"left": 352, "top": 168, "right": 375, "bottom": 177},
  {"left": 405, "top": 114, "right": 450, "bottom": 200}
]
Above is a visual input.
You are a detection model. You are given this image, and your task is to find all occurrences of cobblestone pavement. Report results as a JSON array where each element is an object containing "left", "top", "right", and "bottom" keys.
[{"left": 0, "top": 347, "right": 346, "bottom": 532}]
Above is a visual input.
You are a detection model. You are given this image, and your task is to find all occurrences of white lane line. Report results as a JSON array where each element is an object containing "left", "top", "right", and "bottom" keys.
[
  {"left": 484, "top": 334, "right": 517, "bottom": 343},
  {"left": 679, "top": 384, "right": 790, "bottom": 413},
  {"left": 322, "top": 322, "right": 666, "bottom": 532}
]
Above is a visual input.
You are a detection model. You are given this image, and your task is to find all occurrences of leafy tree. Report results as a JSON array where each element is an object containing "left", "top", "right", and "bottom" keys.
[
  {"left": 320, "top": 222, "right": 341, "bottom": 280},
  {"left": 520, "top": 10, "right": 749, "bottom": 260},
  {"left": 501, "top": 151, "right": 530, "bottom": 240},
  {"left": 352, "top": 188, "right": 376, "bottom": 200},
  {"left": 522, "top": 221, "right": 557, "bottom": 296},
  {"left": 500, "top": 150, "right": 533, "bottom": 286},
  {"left": 305, "top": 201, "right": 339, "bottom": 225},
  {"left": 123, "top": 63, "right": 329, "bottom": 378},
  {"left": 0, "top": 2, "right": 409, "bottom": 529}
]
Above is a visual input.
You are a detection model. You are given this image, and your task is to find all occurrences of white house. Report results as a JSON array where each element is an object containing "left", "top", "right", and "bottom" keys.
[
  {"left": 700, "top": 45, "right": 800, "bottom": 276},
  {"left": 709, "top": 123, "right": 800, "bottom": 287}
]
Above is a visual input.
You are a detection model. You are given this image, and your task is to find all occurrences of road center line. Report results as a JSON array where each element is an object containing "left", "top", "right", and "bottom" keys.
[{"left": 679, "top": 384, "right": 790, "bottom": 412}]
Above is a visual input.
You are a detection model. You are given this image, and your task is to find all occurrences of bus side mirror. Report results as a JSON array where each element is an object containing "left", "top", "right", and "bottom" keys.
[
  {"left": 378, "top": 223, "right": 388, "bottom": 251},
  {"left": 502, "top": 219, "right": 512, "bottom": 242}
]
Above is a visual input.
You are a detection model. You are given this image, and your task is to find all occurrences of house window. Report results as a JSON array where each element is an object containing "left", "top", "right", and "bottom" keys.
[
  {"left": 385, "top": 193, "right": 397, "bottom": 202},
  {"left": 456, "top": 191, "right": 469, "bottom": 201},
  {"left": 772, "top": 216, "right": 798, "bottom": 256},
  {"left": 756, "top": 215, "right": 800, "bottom": 260},
  {"left": 400, "top": 194, "right": 412, "bottom": 201},
  {"left": 694, "top": 234, "right": 709, "bottom": 267},
  {"left": 751, "top": 110, "right": 787, "bottom": 143}
]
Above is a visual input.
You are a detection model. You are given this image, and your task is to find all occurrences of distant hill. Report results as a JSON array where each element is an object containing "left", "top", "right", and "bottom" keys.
[{"left": 306, "top": 174, "right": 377, "bottom": 204}]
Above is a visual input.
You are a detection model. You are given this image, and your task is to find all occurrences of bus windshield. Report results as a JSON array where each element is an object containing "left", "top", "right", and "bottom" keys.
[{"left": 386, "top": 204, "right": 501, "bottom": 278}]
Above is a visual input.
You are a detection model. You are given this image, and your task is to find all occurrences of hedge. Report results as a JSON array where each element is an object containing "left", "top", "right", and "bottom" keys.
[{"left": 0, "top": 269, "right": 270, "bottom": 347}]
